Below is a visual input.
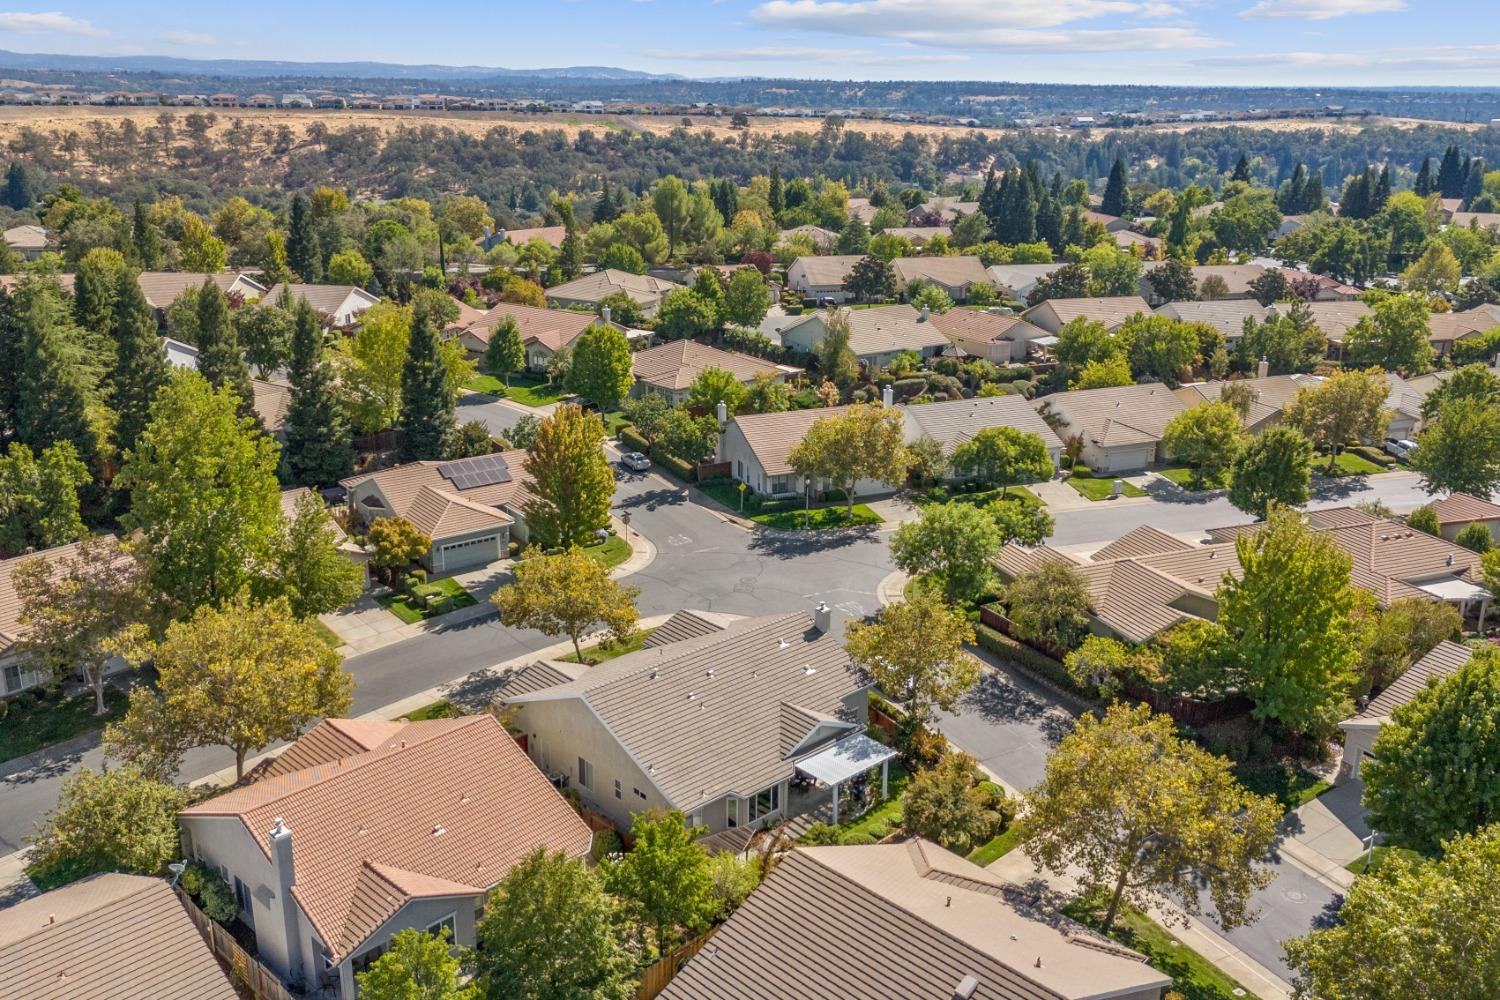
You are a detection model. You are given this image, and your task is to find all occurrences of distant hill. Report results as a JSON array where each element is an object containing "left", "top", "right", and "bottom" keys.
[{"left": 0, "top": 49, "right": 682, "bottom": 81}]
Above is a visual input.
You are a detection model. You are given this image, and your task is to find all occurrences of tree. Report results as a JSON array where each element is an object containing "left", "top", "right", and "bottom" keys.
[
  {"left": 743, "top": 372, "right": 792, "bottom": 414},
  {"left": 1457, "top": 520, "right": 1494, "bottom": 553},
  {"left": 1101, "top": 157, "right": 1128, "bottom": 217},
  {"left": 1023, "top": 704, "right": 1280, "bottom": 932},
  {"left": 357, "top": 927, "right": 475, "bottom": 1000},
  {"left": 118, "top": 372, "right": 282, "bottom": 617},
  {"left": 269, "top": 492, "right": 363, "bottom": 619},
  {"left": 658, "top": 408, "right": 719, "bottom": 465},
  {"left": 72, "top": 247, "right": 124, "bottom": 337},
  {"left": 523, "top": 404, "right": 615, "bottom": 549},
  {"left": 1163, "top": 401, "right": 1242, "bottom": 485},
  {"left": 234, "top": 300, "right": 294, "bottom": 377},
  {"left": 685, "top": 366, "right": 747, "bottom": 417},
  {"left": 11, "top": 277, "right": 100, "bottom": 473},
  {"left": 194, "top": 278, "right": 256, "bottom": 421},
  {"left": 1238, "top": 299, "right": 1326, "bottom": 374},
  {"left": 0, "top": 441, "right": 89, "bottom": 557},
  {"left": 950, "top": 426, "right": 1053, "bottom": 494},
  {"left": 652, "top": 175, "right": 691, "bottom": 257},
  {"left": 1410, "top": 396, "right": 1500, "bottom": 497},
  {"left": 481, "top": 318, "right": 526, "bottom": 389},
  {"left": 1228, "top": 426, "right": 1314, "bottom": 515},
  {"left": 1282, "top": 367, "right": 1392, "bottom": 471},
  {"left": 1248, "top": 267, "right": 1289, "bottom": 306},
  {"left": 814, "top": 310, "right": 859, "bottom": 389},
  {"left": 1406, "top": 504, "right": 1442, "bottom": 536},
  {"left": 492, "top": 547, "right": 638, "bottom": 662},
  {"left": 889, "top": 502, "right": 1002, "bottom": 605},
  {"left": 844, "top": 591, "right": 977, "bottom": 728},
  {"left": 1356, "top": 596, "right": 1461, "bottom": 695},
  {"left": 563, "top": 323, "right": 634, "bottom": 411},
  {"left": 1145, "top": 259, "right": 1197, "bottom": 303},
  {"left": 105, "top": 594, "right": 350, "bottom": 781},
  {"left": 991, "top": 500, "right": 1055, "bottom": 546},
  {"left": 1055, "top": 317, "right": 1124, "bottom": 373},
  {"left": 902, "top": 752, "right": 1010, "bottom": 853},
  {"left": 283, "top": 300, "right": 353, "bottom": 486},
  {"left": 654, "top": 289, "right": 718, "bottom": 341},
  {"left": 1070, "top": 355, "right": 1135, "bottom": 390},
  {"left": 1027, "top": 262, "right": 1088, "bottom": 306},
  {"left": 1124, "top": 314, "right": 1199, "bottom": 387},
  {"left": 368, "top": 516, "right": 430, "bottom": 574},
  {"left": 107, "top": 271, "right": 170, "bottom": 456},
  {"left": 25, "top": 766, "right": 186, "bottom": 890},
  {"left": 3, "top": 160, "right": 36, "bottom": 209},
  {"left": 1284, "top": 824, "right": 1500, "bottom": 1000},
  {"left": 1361, "top": 649, "right": 1500, "bottom": 853},
  {"left": 789, "top": 403, "right": 909, "bottom": 514},
  {"left": 1218, "top": 506, "right": 1361, "bottom": 736},
  {"left": 326, "top": 248, "right": 373, "bottom": 287},
  {"left": 1420, "top": 363, "right": 1500, "bottom": 420},
  {"left": 1005, "top": 560, "right": 1093, "bottom": 652},
  {"left": 607, "top": 809, "right": 716, "bottom": 954},
  {"left": 1346, "top": 293, "right": 1435, "bottom": 374},
  {"left": 845, "top": 254, "right": 896, "bottom": 303},
  {"left": 722, "top": 267, "right": 771, "bottom": 326},
  {"left": 287, "top": 193, "right": 322, "bottom": 281},
  {"left": 398, "top": 313, "right": 456, "bottom": 460},
  {"left": 620, "top": 392, "right": 670, "bottom": 448},
  {"left": 1402, "top": 241, "right": 1461, "bottom": 293},
  {"left": 473, "top": 849, "right": 635, "bottom": 1000}
]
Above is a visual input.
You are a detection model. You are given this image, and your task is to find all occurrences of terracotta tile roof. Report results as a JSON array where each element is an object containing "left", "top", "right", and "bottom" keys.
[
  {"left": 137, "top": 271, "right": 267, "bottom": 310},
  {"left": 662, "top": 842, "right": 1170, "bottom": 1000},
  {"left": 1428, "top": 492, "right": 1500, "bottom": 526},
  {"left": 1350, "top": 640, "right": 1473, "bottom": 723},
  {"left": 631, "top": 339, "right": 791, "bottom": 392},
  {"left": 458, "top": 301, "right": 595, "bottom": 350},
  {"left": 506, "top": 613, "right": 866, "bottom": 808},
  {"left": 891, "top": 256, "right": 989, "bottom": 289},
  {"left": 0, "top": 873, "right": 238, "bottom": 1000},
  {"left": 340, "top": 451, "right": 534, "bottom": 540},
  {"left": 182, "top": 715, "right": 592, "bottom": 964}
]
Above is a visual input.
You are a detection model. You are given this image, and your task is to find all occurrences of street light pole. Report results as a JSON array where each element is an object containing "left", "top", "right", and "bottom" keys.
[{"left": 805, "top": 476, "right": 812, "bottom": 528}]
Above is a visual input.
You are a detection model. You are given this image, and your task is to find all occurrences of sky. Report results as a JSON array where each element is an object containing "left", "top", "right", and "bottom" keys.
[{"left": 0, "top": 1, "right": 1494, "bottom": 88}]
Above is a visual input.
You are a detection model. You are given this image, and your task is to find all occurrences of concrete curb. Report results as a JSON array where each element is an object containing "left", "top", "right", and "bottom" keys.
[
  {"left": 875, "top": 570, "right": 909, "bottom": 607},
  {"left": 610, "top": 516, "right": 656, "bottom": 578}
]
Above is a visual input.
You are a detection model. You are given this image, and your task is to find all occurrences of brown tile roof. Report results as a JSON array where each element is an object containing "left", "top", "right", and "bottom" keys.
[
  {"left": 0, "top": 873, "right": 238, "bottom": 1000},
  {"left": 3, "top": 224, "right": 46, "bottom": 250},
  {"left": 252, "top": 378, "right": 291, "bottom": 432},
  {"left": 0, "top": 538, "right": 122, "bottom": 655},
  {"left": 778, "top": 225, "right": 838, "bottom": 246},
  {"left": 182, "top": 715, "right": 592, "bottom": 963},
  {"left": 0, "top": 273, "right": 75, "bottom": 294},
  {"left": 340, "top": 451, "right": 534, "bottom": 540},
  {"left": 1450, "top": 212, "right": 1500, "bottom": 231},
  {"left": 1426, "top": 307, "right": 1500, "bottom": 344},
  {"left": 506, "top": 613, "right": 866, "bottom": 808},
  {"left": 631, "top": 339, "right": 791, "bottom": 392},
  {"left": 1154, "top": 299, "right": 1270, "bottom": 340},
  {"left": 1091, "top": 525, "right": 1195, "bottom": 562},
  {"left": 646, "top": 608, "right": 739, "bottom": 647},
  {"left": 1037, "top": 383, "right": 1187, "bottom": 449},
  {"left": 1427, "top": 492, "right": 1500, "bottom": 526},
  {"left": 891, "top": 256, "right": 989, "bottom": 289},
  {"left": 459, "top": 301, "right": 596, "bottom": 351},
  {"left": 545, "top": 269, "right": 680, "bottom": 307},
  {"left": 926, "top": 307, "right": 1032, "bottom": 345},
  {"left": 727, "top": 405, "right": 855, "bottom": 477},
  {"left": 1303, "top": 301, "right": 1372, "bottom": 342},
  {"left": 1351, "top": 640, "right": 1473, "bottom": 723},
  {"left": 264, "top": 283, "right": 378, "bottom": 321},
  {"left": 137, "top": 271, "right": 267, "bottom": 310},
  {"left": 903, "top": 395, "right": 1063, "bottom": 455},
  {"left": 883, "top": 226, "right": 951, "bottom": 243},
  {"left": 662, "top": 841, "right": 1170, "bottom": 1000},
  {"left": 1024, "top": 296, "right": 1152, "bottom": 330},
  {"left": 504, "top": 225, "right": 567, "bottom": 248},
  {"left": 842, "top": 304, "right": 951, "bottom": 357},
  {"left": 789, "top": 255, "right": 864, "bottom": 288},
  {"left": 1173, "top": 374, "right": 1323, "bottom": 428}
]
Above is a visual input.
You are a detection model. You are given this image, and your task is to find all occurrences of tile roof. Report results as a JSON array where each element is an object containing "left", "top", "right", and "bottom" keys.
[
  {"left": 884, "top": 226, "right": 952, "bottom": 243},
  {"left": 1024, "top": 296, "right": 1151, "bottom": 330},
  {"left": 2, "top": 223, "right": 46, "bottom": 250},
  {"left": 631, "top": 339, "right": 791, "bottom": 392},
  {"left": 662, "top": 841, "right": 1170, "bottom": 1000},
  {"left": 506, "top": 612, "right": 866, "bottom": 807},
  {"left": 1426, "top": 307, "right": 1500, "bottom": 344},
  {"left": 137, "top": 271, "right": 267, "bottom": 310},
  {"left": 1350, "top": 640, "right": 1473, "bottom": 723},
  {"left": 1428, "top": 492, "right": 1500, "bottom": 526},
  {"left": 1173, "top": 374, "right": 1323, "bottom": 428},
  {"left": 340, "top": 451, "right": 533, "bottom": 540},
  {"left": 0, "top": 272, "right": 74, "bottom": 294},
  {"left": 646, "top": 608, "right": 740, "bottom": 647},
  {"left": 892, "top": 256, "right": 989, "bottom": 289},
  {"left": 919, "top": 197, "right": 980, "bottom": 221},
  {"left": 503, "top": 225, "right": 567, "bottom": 248},
  {"left": 841, "top": 304, "right": 951, "bottom": 357},
  {"left": 903, "top": 395, "right": 1064, "bottom": 455},
  {"left": 1179, "top": 264, "right": 1266, "bottom": 297},
  {"left": 182, "top": 715, "right": 591, "bottom": 963},
  {"left": 986, "top": 263, "right": 1064, "bottom": 297},
  {"left": 1154, "top": 299, "right": 1270, "bottom": 339},
  {"left": 0, "top": 873, "right": 238, "bottom": 1000},
  {"left": 927, "top": 308, "right": 1035, "bottom": 345},
  {"left": 0, "top": 538, "right": 116, "bottom": 655},
  {"left": 789, "top": 255, "right": 864, "bottom": 288},
  {"left": 458, "top": 301, "right": 596, "bottom": 351},
  {"left": 1450, "top": 212, "right": 1500, "bottom": 231},
  {"left": 545, "top": 269, "right": 680, "bottom": 306},
  {"left": 1090, "top": 524, "right": 1194, "bottom": 562},
  {"left": 1302, "top": 300, "right": 1372, "bottom": 342},
  {"left": 729, "top": 404, "right": 857, "bottom": 477},
  {"left": 252, "top": 378, "right": 292, "bottom": 432},
  {"left": 778, "top": 225, "right": 838, "bottom": 246},
  {"left": 1037, "top": 383, "right": 1187, "bottom": 448},
  {"left": 264, "top": 283, "right": 378, "bottom": 321}
]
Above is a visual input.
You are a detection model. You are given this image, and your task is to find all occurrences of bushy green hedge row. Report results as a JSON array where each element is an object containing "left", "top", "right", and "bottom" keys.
[
  {"left": 618, "top": 424, "right": 700, "bottom": 482},
  {"left": 974, "top": 622, "right": 1094, "bottom": 702}
]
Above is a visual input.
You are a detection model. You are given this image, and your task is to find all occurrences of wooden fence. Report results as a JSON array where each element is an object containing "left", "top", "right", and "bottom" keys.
[
  {"left": 634, "top": 929, "right": 718, "bottom": 1000},
  {"left": 178, "top": 889, "right": 300, "bottom": 1000}
]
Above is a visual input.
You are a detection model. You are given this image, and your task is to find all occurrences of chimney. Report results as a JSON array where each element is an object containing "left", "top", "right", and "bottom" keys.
[
  {"left": 715, "top": 400, "right": 728, "bottom": 426},
  {"left": 953, "top": 976, "right": 980, "bottom": 1000},
  {"left": 1257, "top": 356, "right": 1269, "bottom": 379},
  {"left": 882, "top": 384, "right": 895, "bottom": 407},
  {"left": 601, "top": 305, "right": 612, "bottom": 324},
  {"left": 268, "top": 819, "right": 305, "bottom": 978},
  {"left": 812, "top": 601, "right": 832, "bottom": 634},
  {"left": 920, "top": 303, "right": 931, "bottom": 321}
]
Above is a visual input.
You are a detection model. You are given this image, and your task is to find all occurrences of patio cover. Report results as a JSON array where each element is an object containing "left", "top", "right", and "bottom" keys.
[
  {"left": 794, "top": 732, "right": 898, "bottom": 786},
  {"left": 1418, "top": 578, "right": 1490, "bottom": 602}
]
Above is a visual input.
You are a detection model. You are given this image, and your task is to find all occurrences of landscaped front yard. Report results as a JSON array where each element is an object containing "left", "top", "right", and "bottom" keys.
[
  {"left": 1156, "top": 466, "right": 1227, "bottom": 491},
  {"left": 1232, "top": 759, "right": 1332, "bottom": 814},
  {"left": 696, "top": 479, "right": 882, "bottom": 530},
  {"left": 913, "top": 484, "right": 1043, "bottom": 509},
  {"left": 967, "top": 823, "right": 1028, "bottom": 867},
  {"left": 559, "top": 627, "right": 657, "bottom": 665},
  {"left": 463, "top": 372, "right": 569, "bottom": 409},
  {"left": 0, "top": 686, "right": 129, "bottom": 761},
  {"left": 1315, "top": 449, "right": 1385, "bottom": 477},
  {"left": 1066, "top": 471, "right": 1147, "bottom": 501},
  {"left": 582, "top": 533, "right": 632, "bottom": 569},
  {"left": 376, "top": 577, "right": 477, "bottom": 624}
]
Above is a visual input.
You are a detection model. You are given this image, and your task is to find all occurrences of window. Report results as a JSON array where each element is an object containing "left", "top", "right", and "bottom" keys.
[
  {"left": 577, "top": 757, "right": 593, "bottom": 790},
  {"left": 736, "top": 460, "right": 743, "bottom": 480},
  {"left": 685, "top": 810, "right": 702, "bottom": 829},
  {"left": 633, "top": 787, "right": 647, "bottom": 800},
  {"left": 426, "top": 913, "right": 457, "bottom": 942},
  {"left": 750, "top": 784, "right": 781, "bottom": 822},
  {"left": 726, "top": 798, "right": 740, "bottom": 829},
  {"left": 233, "top": 876, "right": 251, "bottom": 913},
  {"left": 3, "top": 664, "right": 22, "bottom": 694},
  {"left": 614, "top": 779, "right": 622, "bottom": 800}
]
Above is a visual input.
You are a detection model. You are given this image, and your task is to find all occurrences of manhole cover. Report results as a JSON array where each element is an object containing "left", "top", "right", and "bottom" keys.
[{"left": 1284, "top": 889, "right": 1308, "bottom": 903}]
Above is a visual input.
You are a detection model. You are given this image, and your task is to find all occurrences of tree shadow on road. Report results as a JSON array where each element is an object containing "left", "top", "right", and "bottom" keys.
[
  {"left": 745, "top": 524, "right": 884, "bottom": 559},
  {"left": 615, "top": 487, "right": 690, "bottom": 513},
  {"left": 1141, "top": 479, "right": 1221, "bottom": 506}
]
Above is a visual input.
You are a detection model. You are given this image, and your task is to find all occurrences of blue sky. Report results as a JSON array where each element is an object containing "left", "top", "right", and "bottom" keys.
[{"left": 0, "top": 1, "right": 1493, "bottom": 87}]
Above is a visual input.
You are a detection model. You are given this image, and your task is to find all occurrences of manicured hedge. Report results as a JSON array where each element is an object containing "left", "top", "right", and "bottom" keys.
[
  {"left": 974, "top": 622, "right": 1094, "bottom": 702},
  {"left": 653, "top": 449, "right": 696, "bottom": 482},
  {"left": 1347, "top": 444, "right": 1396, "bottom": 468},
  {"left": 618, "top": 425, "right": 650, "bottom": 454}
]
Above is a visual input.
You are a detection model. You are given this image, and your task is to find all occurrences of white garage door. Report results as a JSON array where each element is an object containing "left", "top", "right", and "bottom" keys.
[{"left": 436, "top": 535, "right": 502, "bottom": 572}]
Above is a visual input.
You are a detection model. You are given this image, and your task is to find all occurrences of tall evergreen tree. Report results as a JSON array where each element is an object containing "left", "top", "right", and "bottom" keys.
[
  {"left": 1437, "top": 144, "right": 1465, "bottom": 198},
  {"left": 1371, "top": 165, "right": 1390, "bottom": 213},
  {"left": 1463, "top": 158, "right": 1487, "bottom": 207},
  {"left": 1101, "top": 157, "right": 1128, "bottom": 217},
  {"left": 13, "top": 279, "right": 99, "bottom": 475},
  {"left": 287, "top": 193, "right": 321, "bottom": 282},
  {"left": 1035, "top": 189, "right": 1063, "bottom": 251},
  {"left": 283, "top": 300, "right": 353, "bottom": 485},
  {"left": 978, "top": 166, "right": 1002, "bottom": 229},
  {"left": 1231, "top": 154, "right": 1251, "bottom": 183},
  {"left": 1341, "top": 171, "right": 1371, "bottom": 220},
  {"left": 769, "top": 164, "right": 785, "bottom": 216},
  {"left": 193, "top": 278, "right": 256, "bottom": 422},
  {"left": 1278, "top": 163, "right": 1307, "bottom": 212},
  {"left": 2, "top": 161, "right": 33, "bottom": 210},
  {"left": 398, "top": 314, "right": 455, "bottom": 460},
  {"left": 130, "top": 199, "right": 163, "bottom": 270},
  {"left": 72, "top": 252, "right": 120, "bottom": 339},
  {"left": 594, "top": 176, "right": 621, "bottom": 224},
  {"left": 1414, "top": 157, "right": 1435, "bottom": 197},
  {"left": 108, "top": 272, "right": 169, "bottom": 459}
]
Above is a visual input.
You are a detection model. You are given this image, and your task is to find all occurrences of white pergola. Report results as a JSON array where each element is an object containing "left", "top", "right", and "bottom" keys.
[
  {"left": 1419, "top": 577, "right": 1491, "bottom": 631},
  {"left": 794, "top": 731, "right": 900, "bottom": 824}
]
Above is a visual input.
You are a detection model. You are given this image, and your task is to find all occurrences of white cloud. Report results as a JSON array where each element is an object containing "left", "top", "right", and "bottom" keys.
[
  {"left": 1199, "top": 43, "right": 1500, "bottom": 74},
  {"left": 0, "top": 11, "right": 105, "bottom": 36},
  {"left": 1240, "top": 0, "right": 1404, "bottom": 20},
  {"left": 644, "top": 45, "right": 971, "bottom": 63},
  {"left": 162, "top": 30, "right": 217, "bottom": 46}
]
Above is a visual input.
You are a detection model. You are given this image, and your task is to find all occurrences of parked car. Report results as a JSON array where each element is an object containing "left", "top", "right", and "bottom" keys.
[
  {"left": 1384, "top": 438, "right": 1417, "bottom": 460},
  {"left": 619, "top": 451, "right": 652, "bottom": 472}
]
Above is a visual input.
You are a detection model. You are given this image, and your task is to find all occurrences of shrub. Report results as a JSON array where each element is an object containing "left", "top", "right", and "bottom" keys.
[
  {"left": 974, "top": 621, "right": 1095, "bottom": 700},
  {"left": 180, "top": 860, "right": 238, "bottom": 924},
  {"left": 891, "top": 377, "right": 929, "bottom": 399},
  {"left": 799, "top": 823, "right": 843, "bottom": 846},
  {"left": 841, "top": 832, "right": 878, "bottom": 846},
  {"left": 897, "top": 721, "right": 948, "bottom": 771},
  {"left": 1456, "top": 521, "right": 1493, "bottom": 553},
  {"left": 618, "top": 425, "right": 650, "bottom": 454},
  {"left": 1406, "top": 506, "right": 1441, "bottom": 536},
  {"left": 652, "top": 448, "right": 696, "bottom": 482}
]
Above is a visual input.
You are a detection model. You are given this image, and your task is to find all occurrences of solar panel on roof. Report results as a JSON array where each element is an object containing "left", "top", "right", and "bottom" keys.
[{"left": 436, "top": 453, "right": 512, "bottom": 490}]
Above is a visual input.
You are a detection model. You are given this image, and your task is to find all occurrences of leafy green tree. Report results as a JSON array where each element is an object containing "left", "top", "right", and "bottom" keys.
[
  {"left": 845, "top": 254, "right": 896, "bottom": 303},
  {"left": 398, "top": 313, "right": 457, "bottom": 460},
  {"left": 1346, "top": 293, "right": 1434, "bottom": 374},
  {"left": 743, "top": 372, "right": 792, "bottom": 414},
  {"left": 836, "top": 215, "right": 870, "bottom": 254},
  {"left": 722, "top": 267, "right": 771, "bottom": 326},
  {"left": 1355, "top": 596, "right": 1461, "bottom": 695},
  {"left": 991, "top": 499, "right": 1055, "bottom": 546},
  {"left": 1406, "top": 504, "right": 1441, "bottom": 536},
  {"left": 654, "top": 288, "right": 719, "bottom": 342},
  {"left": 283, "top": 300, "right": 353, "bottom": 485},
  {"left": 1055, "top": 317, "right": 1125, "bottom": 373},
  {"left": 72, "top": 246, "right": 124, "bottom": 338},
  {"left": 1070, "top": 355, "right": 1134, "bottom": 390},
  {"left": 1145, "top": 259, "right": 1197, "bottom": 303},
  {"left": 493, "top": 546, "right": 638, "bottom": 662},
  {"left": 234, "top": 299, "right": 294, "bottom": 377},
  {"left": 483, "top": 316, "right": 526, "bottom": 386},
  {"left": 950, "top": 426, "right": 1053, "bottom": 494},
  {"left": 1163, "top": 401, "right": 1242, "bottom": 485},
  {"left": 1410, "top": 396, "right": 1500, "bottom": 498},
  {"left": 1283, "top": 367, "right": 1392, "bottom": 471},
  {"left": 367, "top": 516, "right": 430, "bottom": 575},
  {"left": 107, "top": 271, "right": 169, "bottom": 456},
  {"left": 1218, "top": 506, "right": 1361, "bottom": 736},
  {"left": 357, "top": 927, "right": 475, "bottom": 1000},
  {"left": 3, "top": 160, "right": 36, "bottom": 210},
  {"left": 1208, "top": 188, "right": 1283, "bottom": 254},
  {"left": 1457, "top": 520, "right": 1494, "bottom": 553},
  {"left": 910, "top": 283, "right": 954, "bottom": 315},
  {"left": 1123, "top": 314, "right": 1199, "bottom": 387},
  {"left": 685, "top": 366, "right": 746, "bottom": 416},
  {"left": 1022, "top": 703, "right": 1280, "bottom": 932},
  {"left": 1080, "top": 242, "right": 1142, "bottom": 298},
  {"left": 1228, "top": 426, "right": 1314, "bottom": 516},
  {"left": 25, "top": 766, "right": 186, "bottom": 890},
  {"left": 789, "top": 403, "right": 909, "bottom": 514},
  {"left": 890, "top": 502, "right": 1002, "bottom": 605},
  {"left": 565, "top": 324, "right": 634, "bottom": 410},
  {"left": 473, "top": 849, "right": 636, "bottom": 1000},
  {"left": 620, "top": 392, "right": 670, "bottom": 447},
  {"left": 1248, "top": 267, "right": 1289, "bottom": 306},
  {"left": 287, "top": 192, "right": 322, "bottom": 281},
  {"left": 267, "top": 492, "right": 363, "bottom": 619},
  {"left": 1005, "top": 560, "right": 1092, "bottom": 652},
  {"left": 814, "top": 310, "right": 860, "bottom": 389},
  {"left": 1284, "top": 825, "right": 1500, "bottom": 999},
  {"left": 902, "top": 752, "right": 1010, "bottom": 853},
  {"left": 336, "top": 301, "right": 410, "bottom": 433},
  {"left": 844, "top": 590, "right": 977, "bottom": 729},
  {"left": 1402, "top": 241, "right": 1461, "bottom": 293},
  {"left": 652, "top": 176, "right": 691, "bottom": 257},
  {"left": 1237, "top": 299, "right": 1325, "bottom": 374},
  {"left": 326, "top": 248, "right": 373, "bottom": 287},
  {"left": 658, "top": 407, "right": 719, "bottom": 465},
  {"left": 522, "top": 404, "right": 616, "bottom": 549},
  {"left": 119, "top": 371, "right": 282, "bottom": 617},
  {"left": 607, "top": 809, "right": 716, "bottom": 954},
  {"left": 1420, "top": 363, "right": 1500, "bottom": 420},
  {"left": 0, "top": 441, "right": 89, "bottom": 557}
]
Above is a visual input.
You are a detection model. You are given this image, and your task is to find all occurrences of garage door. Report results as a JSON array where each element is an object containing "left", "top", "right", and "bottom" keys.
[
  {"left": 436, "top": 534, "right": 502, "bottom": 572},
  {"left": 1094, "top": 444, "right": 1155, "bottom": 474}
]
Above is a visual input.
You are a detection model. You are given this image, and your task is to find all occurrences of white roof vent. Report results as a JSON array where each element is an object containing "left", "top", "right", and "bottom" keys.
[
  {"left": 803, "top": 664, "right": 816, "bottom": 676},
  {"left": 953, "top": 976, "right": 980, "bottom": 1000},
  {"left": 687, "top": 692, "right": 697, "bottom": 701},
  {"left": 705, "top": 668, "right": 715, "bottom": 679},
  {"left": 777, "top": 639, "right": 789, "bottom": 649},
  {"left": 432, "top": 825, "right": 445, "bottom": 837}
]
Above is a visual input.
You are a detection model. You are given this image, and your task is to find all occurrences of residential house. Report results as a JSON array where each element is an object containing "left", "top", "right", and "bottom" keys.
[
  {"left": 986, "top": 262, "right": 1064, "bottom": 303},
  {"left": 1140, "top": 263, "right": 1265, "bottom": 305},
  {"left": 1278, "top": 269, "right": 1362, "bottom": 301},
  {"left": 844, "top": 197, "right": 880, "bottom": 224},
  {"left": 161, "top": 337, "right": 293, "bottom": 438},
  {"left": 1173, "top": 373, "right": 1323, "bottom": 433},
  {"left": 1022, "top": 295, "right": 1152, "bottom": 334},
  {"left": 1083, "top": 209, "right": 1129, "bottom": 232},
  {"left": 1302, "top": 300, "right": 1373, "bottom": 356},
  {"left": 501, "top": 225, "right": 567, "bottom": 249},
  {"left": 0, "top": 873, "right": 239, "bottom": 1000},
  {"left": 340, "top": 451, "right": 536, "bottom": 572},
  {"left": 1449, "top": 211, "right": 1500, "bottom": 233},
  {"left": 1425, "top": 492, "right": 1500, "bottom": 543},
  {"left": 1408, "top": 353, "right": 1500, "bottom": 398},
  {"left": 904, "top": 394, "right": 1063, "bottom": 469},
  {"left": 1154, "top": 299, "right": 1270, "bottom": 348},
  {"left": 265, "top": 283, "right": 380, "bottom": 327},
  {"left": 630, "top": 339, "right": 798, "bottom": 406},
  {"left": 0, "top": 272, "right": 73, "bottom": 294},
  {"left": 1112, "top": 229, "right": 1159, "bottom": 253},
  {"left": 544, "top": 269, "right": 680, "bottom": 316},
  {"left": 1424, "top": 306, "right": 1500, "bottom": 358},
  {"left": 503, "top": 608, "right": 875, "bottom": 839},
  {"left": 1033, "top": 383, "right": 1188, "bottom": 473},
  {"left": 179, "top": 715, "right": 592, "bottom": 999},
  {"left": 0, "top": 540, "right": 128, "bottom": 698},
  {"left": 1340, "top": 641, "right": 1472, "bottom": 780},
  {"left": 448, "top": 301, "right": 599, "bottom": 371},
  {"left": 891, "top": 256, "right": 990, "bottom": 301},
  {"left": 137, "top": 271, "right": 269, "bottom": 316},
  {"left": 3, "top": 223, "right": 47, "bottom": 260},
  {"left": 883, "top": 226, "right": 951, "bottom": 247},
  {"left": 661, "top": 841, "right": 1171, "bottom": 1000},
  {"left": 918, "top": 197, "right": 980, "bottom": 222},
  {"left": 778, "top": 224, "right": 838, "bottom": 249},
  {"left": 1274, "top": 214, "right": 1309, "bottom": 239},
  {"left": 775, "top": 304, "right": 950, "bottom": 369},
  {"left": 784, "top": 255, "right": 864, "bottom": 303},
  {"left": 926, "top": 307, "right": 1050, "bottom": 363},
  {"left": 1437, "top": 198, "right": 1464, "bottom": 221}
]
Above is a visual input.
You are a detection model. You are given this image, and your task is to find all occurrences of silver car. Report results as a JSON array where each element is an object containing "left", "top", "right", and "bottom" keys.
[
  {"left": 619, "top": 451, "right": 652, "bottom": 472},
  {"left": 1383, "top": 438, "right": 1417, "bottom": 460}
]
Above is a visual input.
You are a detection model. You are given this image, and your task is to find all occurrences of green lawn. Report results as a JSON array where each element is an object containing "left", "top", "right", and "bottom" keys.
[
  {"left": 463, "top": 373, "right": 509, "bottom": 395},
  {"left": 311, "top": 620, "right": 342, "bottom": 649},
  {"left": 968, "top": 825, "right": 1027, "bottom": 867},
  {"left": 827, "top": 762, "right": 911, "bottom": 843},
  {"left": 914, "top": 484, "right": 1043, "bottom": 509},
  {"left": 1063, "top": 896, "right": 1261, "bottom": 1000},
  {"left": 376, "top": 577, "right": 477, "bottom": 624},
  {"left": 1345, "top": 845, "right": 1419, "bottom": 876},
  {"left": 580, "top": 533, "right": 632, "bottom": 569},
  {"left": 1233, "top": 760, "right": 1332, "bottom": 813},
  {"left": 463, "top": 373, "right": 569, "bottom": 409},
  {"left": 1316, "top": 450, "right": 1384, "bottom": 477},
  {"left": 1066, "top": 473, "right": 1148, "bottom": 501},
  {"left": 403, "top": 699, "right": 460, "bottom": 722},
  {"left": 1157, "top": 466, "right": 1227, "bottom": 491},
  {"left": 752, "top": 504, "right": 882, "bottom": 530},
  {"left": 0, "top": 686, "right": 129, "bottom": 761},
  {"left": 559, "top": 627, "right": 657, "bottom": 665}
]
